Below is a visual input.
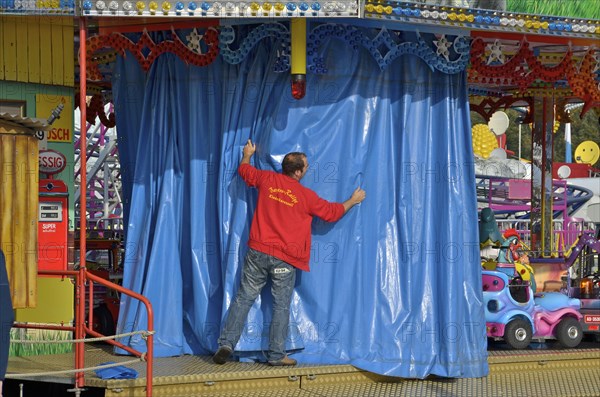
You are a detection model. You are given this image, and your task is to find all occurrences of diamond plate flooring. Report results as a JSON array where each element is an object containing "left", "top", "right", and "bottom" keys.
[{"left": 6, "top": 343, "right": 600, "bottom": 397}]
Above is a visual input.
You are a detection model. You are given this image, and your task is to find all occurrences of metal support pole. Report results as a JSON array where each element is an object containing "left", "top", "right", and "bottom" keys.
[
  {"left": 565, "top": 122, "right": 572, "bottom": 163},
  {"left": 518, "top": 124, "right": 522, "bottom": 160},
  {"left": 531, "top": 96, "right": 555, "bottom": 257},
  {"left": 76, "top": 16, "right": 88, "bottom": 390}
]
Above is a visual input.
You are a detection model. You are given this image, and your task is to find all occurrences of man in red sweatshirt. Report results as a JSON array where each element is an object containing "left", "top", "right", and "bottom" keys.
[{"left": 214, "top": 139, "right": 366, "bottom": 366}]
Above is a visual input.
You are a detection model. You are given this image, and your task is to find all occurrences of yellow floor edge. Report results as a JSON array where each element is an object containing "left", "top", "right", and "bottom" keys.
[{"left": 7, "top": 345, "right": 600, "bottom": 397}]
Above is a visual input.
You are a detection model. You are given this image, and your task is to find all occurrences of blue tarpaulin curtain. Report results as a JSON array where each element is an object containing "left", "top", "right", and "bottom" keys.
[{"left": 112, "top": 28, "right": 488, "bottom": 378}]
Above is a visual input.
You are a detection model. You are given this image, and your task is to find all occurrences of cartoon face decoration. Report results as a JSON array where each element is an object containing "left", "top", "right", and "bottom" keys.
[{"left": 574, "top": 141, "right": 600, "bottom": 166}]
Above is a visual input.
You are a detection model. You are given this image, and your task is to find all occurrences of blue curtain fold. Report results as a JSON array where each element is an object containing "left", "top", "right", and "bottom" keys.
[{"left": 112, "top": 29, "right": 488, "bottom": 378}]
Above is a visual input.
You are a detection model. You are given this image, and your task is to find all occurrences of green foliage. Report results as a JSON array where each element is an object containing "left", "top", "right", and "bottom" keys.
[
  {"left": 9, "top": 329, "right": 73, "bottom": 357},
  {"left": 507, "top": 0, "right": 600, "bottom": 20},
  {"left": 552, "top": 109, "right": 600, "bottom": 163}
]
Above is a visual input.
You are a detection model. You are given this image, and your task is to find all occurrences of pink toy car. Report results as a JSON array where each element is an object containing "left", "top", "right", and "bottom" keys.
[{"left": 483, "top": 270, "right": 583, "bottom": 349}]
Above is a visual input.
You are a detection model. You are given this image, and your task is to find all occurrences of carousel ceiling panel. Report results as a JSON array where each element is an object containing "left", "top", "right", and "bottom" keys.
[
  {"left": 0, "top": 0, "right": 74, "bottom": 14},
  {"left": 466, "top": 33, "right": 600, "bottom": 99},
  {"left": 363, "top": 1, "right": 600, "bottom": 40},
  {"left": 78, "top": 0, "right": 359, "bottom": 17}
]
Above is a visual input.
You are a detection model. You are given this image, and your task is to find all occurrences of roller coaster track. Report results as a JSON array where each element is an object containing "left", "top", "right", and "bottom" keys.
[
  {"left": 476, "top": 175, "right": 594, "bottom": 219},
  {"left": 73, "top": 105, "right": 123, "bottom": 234}
]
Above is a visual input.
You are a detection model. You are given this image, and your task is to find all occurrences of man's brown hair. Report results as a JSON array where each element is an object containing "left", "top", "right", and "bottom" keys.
[{"left": 282, "top": 152, "right": 306, "bottom": 177}]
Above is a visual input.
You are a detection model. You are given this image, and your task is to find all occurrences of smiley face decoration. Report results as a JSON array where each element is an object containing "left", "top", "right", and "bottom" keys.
[{"left": 574, "top": 141, "right": 600, "bottom": 166}]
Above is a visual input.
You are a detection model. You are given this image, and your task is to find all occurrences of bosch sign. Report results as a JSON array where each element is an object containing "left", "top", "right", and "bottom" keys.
[{"left": 39, "top": 149, "right": 67, "bottom": 176}]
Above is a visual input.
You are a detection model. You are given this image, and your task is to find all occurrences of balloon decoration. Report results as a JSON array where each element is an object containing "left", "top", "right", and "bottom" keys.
[
  {"left": 472, "top": 124, "right": 498, "bottom": 159},
  {"left": 574, "top": 141, "right": 600, "bottom": 166},
  {"left": 488, "top": 111, "right": 509, "bottom": 136}
]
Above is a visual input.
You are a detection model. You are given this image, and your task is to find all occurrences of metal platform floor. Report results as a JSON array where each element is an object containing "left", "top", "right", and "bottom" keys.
[{"left": 7, "top": 344, "right": 600, "bottom": 397}]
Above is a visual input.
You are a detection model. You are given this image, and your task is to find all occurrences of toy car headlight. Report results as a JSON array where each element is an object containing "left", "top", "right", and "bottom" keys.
[{"left": 487, "top": 300, "right": 500, "bottom": 313}]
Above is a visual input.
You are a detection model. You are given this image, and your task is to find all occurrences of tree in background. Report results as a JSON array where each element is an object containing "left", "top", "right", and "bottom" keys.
[{"left": 507, "top": 0, "right": 600, "bottom": 20}]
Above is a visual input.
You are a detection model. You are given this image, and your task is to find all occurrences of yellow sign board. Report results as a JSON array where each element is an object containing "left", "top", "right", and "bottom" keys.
[{"left": 36, "top": 94, "right": 74, "bottom": 143}]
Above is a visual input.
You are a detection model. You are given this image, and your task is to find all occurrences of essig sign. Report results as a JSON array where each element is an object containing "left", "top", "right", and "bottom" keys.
[{"left": 39, "top": 149, "right": 67, "bottom": 176}]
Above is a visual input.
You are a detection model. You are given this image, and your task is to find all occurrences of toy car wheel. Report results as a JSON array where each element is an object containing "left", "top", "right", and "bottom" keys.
[
  {"left": 554, "top": 317, "right": 583, "bottom": 348},
  {"left": 504, "top": 318, "right": 532, "bottom": 349}
]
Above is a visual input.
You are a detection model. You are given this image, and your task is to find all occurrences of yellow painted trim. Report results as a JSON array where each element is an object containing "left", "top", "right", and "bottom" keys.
[
  {"left": 2, "top": 17, "right": 18, "bottom": 81},
  {"left": 16, "top": 19, "right": 29, "bottom": 82},
  {"left": 39, "top": 21, "right": 53, "bottom": 84},
  {"left": 15, "top": 277, "right": 73, "bottom": 323},
  {"left": 62, "top": 23, "right": 74, "bottom": 87},
  {"left": 51, "top": 21, "right": 64, "bottom": 86},
  {"left": 0, "top": 17, "right": 5, "bottom": 79},
  {"left": 28, "top": 17, "right": 42, "bottom": 84}
]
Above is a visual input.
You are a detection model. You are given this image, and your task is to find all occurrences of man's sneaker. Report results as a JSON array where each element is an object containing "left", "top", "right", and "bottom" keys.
[
  {"left": 212, "top": 346, "right": 233, "bottom": 365},
  {"left": 267, "top": 355, "right": 297, "bottom": 366}
]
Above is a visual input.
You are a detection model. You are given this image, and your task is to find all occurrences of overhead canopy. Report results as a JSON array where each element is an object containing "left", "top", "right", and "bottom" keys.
[{"left": 0, "top": 113, "right": 51, "bottom": 135}]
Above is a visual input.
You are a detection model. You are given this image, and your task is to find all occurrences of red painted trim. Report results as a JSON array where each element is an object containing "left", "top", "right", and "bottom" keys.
[
  {"left": 470, "top": 30, "right": 599, "bottom": 46},
  {"left": 86, "top": 28, "right": 220, "bottom": 80}
]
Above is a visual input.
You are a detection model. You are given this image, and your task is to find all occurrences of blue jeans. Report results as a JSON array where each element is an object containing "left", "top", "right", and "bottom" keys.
[{"left": 218, "top": 248, "right": 296, "bottom": 362}]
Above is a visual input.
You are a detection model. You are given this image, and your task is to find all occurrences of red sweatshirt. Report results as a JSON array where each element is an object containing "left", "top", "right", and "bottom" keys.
[{"left": 239, "top": 163, "right": 345, "bottom": 271}]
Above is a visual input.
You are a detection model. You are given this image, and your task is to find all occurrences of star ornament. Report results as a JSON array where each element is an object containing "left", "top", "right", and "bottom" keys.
[
  {"left": 434, "top": 35, "right": 452, "bottom": 61},
  {"left": 486, "top": 39, "right": 505, "bottom": 65},
  {"left": 186, "top": 28, "right": 204, "bottom": 54}
]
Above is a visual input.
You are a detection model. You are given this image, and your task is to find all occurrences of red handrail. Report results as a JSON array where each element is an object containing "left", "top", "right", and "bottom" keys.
[{"left": 20, "top": 269, "right": 155, "bottom": 396}]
